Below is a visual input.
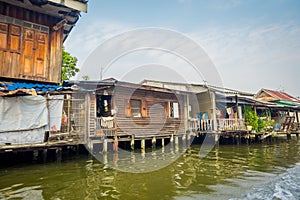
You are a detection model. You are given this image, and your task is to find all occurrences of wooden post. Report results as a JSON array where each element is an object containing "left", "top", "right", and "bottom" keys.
[
  {"left": 103, "top": 139, "right": 108, "bottom": 153},
  {"left": 113, "top": 136, "right": 118, "bottom": 152},
  {"left": 175, "top": 136, "right": 179, "bottom": 153},
  {"left": 152, "top": 137, "right": 156, "bottom": 148},
  {"left": 187, "top": 133, "right": 192, "bottom": 141},
  {"left": 182, "top": 134, "right": 186, "bottom": 147},
  {"left": 43, "top": 149, "right": 47, "bottom": 163},
  {"left": 211, "top": 91, "right": 217, "bottom": 131},
  {"left": 103, "top": 153, "right": 108, "bottom": 164},
  {"left": 214, "top": 133, "right": 219, "bottom": 144},
  {"left": 56, "top": 148, "right": 62, "bottom": 163},
  {"left": 235, "top": 95, "right": 239, "bottom": 119},
  {"left": 175, "top": 136, "right": 179, "bottom": 145},
  {"left": 130, "top": 136, "right": 135, "bottom": 150},
  {"left": 67, "top": 94, "right": 71, "bottom": 134},
  {"left": 141, "top": 139, "right": 145, "bottom": 150},
  {"left": 295, "top": 111, "right": 299, "bottom": 123},
  {"left": 161, "top": 138, "right": 165, "bottom": 147}
]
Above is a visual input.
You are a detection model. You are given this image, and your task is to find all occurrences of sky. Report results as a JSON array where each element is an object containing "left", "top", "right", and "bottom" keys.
[{"left": 64, "top": 0, "right": 300, "bottom": 98}]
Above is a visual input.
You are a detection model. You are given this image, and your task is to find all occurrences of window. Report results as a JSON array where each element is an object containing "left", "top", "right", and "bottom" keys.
[
  {"left": 0, "top": 22, "right": 21, "bottom": 52},
  {"left": 125, "top": 99, "right": 147, "bottom": 118},
  {"left": 97, "top": 95, "right": 112, "bottom": 117},
  {"left": 167, "top": 102, "right": 179, "bottom": 118},
  {"left": 130, "top": 99, "right": 141, "bottom": 118}
]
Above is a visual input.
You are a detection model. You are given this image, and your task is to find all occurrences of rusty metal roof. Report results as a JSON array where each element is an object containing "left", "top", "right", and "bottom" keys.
[{"left": 256, "top": 89, "right": 299, "bottom": 102}]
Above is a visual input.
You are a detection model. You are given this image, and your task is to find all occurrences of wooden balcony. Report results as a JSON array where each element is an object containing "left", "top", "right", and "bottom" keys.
[{"left": 95, "top": 117, "right": 116, "bottom": 137}]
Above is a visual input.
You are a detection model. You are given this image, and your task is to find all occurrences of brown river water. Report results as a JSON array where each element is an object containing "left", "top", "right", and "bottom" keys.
[{"left": 0, "top": 138, "right": 300, "bottom": 200}]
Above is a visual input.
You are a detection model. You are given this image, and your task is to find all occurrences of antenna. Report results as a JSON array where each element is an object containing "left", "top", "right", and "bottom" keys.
[{"left": 100, "top": 66, "right": 103, "bottom": 80}]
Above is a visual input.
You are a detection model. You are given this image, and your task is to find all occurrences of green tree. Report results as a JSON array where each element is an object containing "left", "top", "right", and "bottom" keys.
[{"left": 62, "top": 47, "right": 79, "bottom": 81}]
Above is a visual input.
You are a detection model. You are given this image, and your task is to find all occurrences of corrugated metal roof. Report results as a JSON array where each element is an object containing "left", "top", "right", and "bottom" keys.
[
  {"left": 0, "top": 81, "right": 61, "bottom": 92},
  {"left": 257, "top": 89, "right": 299, "bottom": 102}
]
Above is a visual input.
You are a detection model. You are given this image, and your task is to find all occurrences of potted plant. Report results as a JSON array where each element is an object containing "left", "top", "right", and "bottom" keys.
[{"left": 244, "top": 106, "right": 258, "bottom": 132}]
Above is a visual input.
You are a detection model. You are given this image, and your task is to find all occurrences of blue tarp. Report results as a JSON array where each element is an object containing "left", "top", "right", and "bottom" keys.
[{"left": 0, "top": 81, "right": 61, "bottom": 92}]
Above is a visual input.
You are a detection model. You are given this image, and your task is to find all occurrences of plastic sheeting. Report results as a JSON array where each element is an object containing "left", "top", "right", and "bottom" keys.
[
  {"left": 48, "top": 95, "right": 64, "bottom": 131},
  {"left": 0, "top": 96, "right": 48, "bottom": 144},
  {"left": 0, "top": 127, "right": 45, "bottom": 145}
]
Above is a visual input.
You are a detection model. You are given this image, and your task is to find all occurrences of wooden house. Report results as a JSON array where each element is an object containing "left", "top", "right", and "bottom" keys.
[
  {"left": 0, "top": 0, "right": 87, "bottom": 83},
  {"left": 141, "top": 80, "right": 254, "bottom": 131},
  {"left": 63, "top": 79, "right": 190, "bottom": 145},
  {"left": 0, "top": 0, "right": 87, "bottom": 145},
  {"left": 255, "top": 89, "right": 300, "bottom": 131}
]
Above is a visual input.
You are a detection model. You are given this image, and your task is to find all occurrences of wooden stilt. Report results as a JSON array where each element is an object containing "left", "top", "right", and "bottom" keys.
[
  {"left": 103, "top": 139, "right": 108, "bottom": 153},
  {"left": 175, "top": 136, "right": 179, "bottom": 153},
  {"left": 152, "top": 137, "right": 156, "bottom": 148},
  {"left": 170, "top": 134, "right": 174, "bottom": 142},
  {"left": 43, "top": 149, "right": 47, "bottom": 163},
  {"left": 103, "top": 153, "right": 108, "bottom": 164},
  {"left": 141, "top": 139, "right": 145, "bottom": 150},
  {"left": 161, "top": 138, "right": 165, "bottom": 147},
  {"left": 113, "top": 137, "right": 118, "bottom": 152},
  {"left": 56, "top": 148, "right": 62, "bottom": 163},
  {"left": 175, "top": 136, "right": 179, "bottom": 145},
  {"left": 131, "top": 136, "right": 135, "bottom": 150}
]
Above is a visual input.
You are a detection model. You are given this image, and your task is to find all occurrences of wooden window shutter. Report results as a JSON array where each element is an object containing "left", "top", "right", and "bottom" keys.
[
  {"left": 125, "top": 99, "right": 131, "bottom": 117},
  {"left": 10, "top": 25, "right": 21, "bottom": 51},
  {"left": 22, "top": 28, "right": 34, "bottom": 75},
  {"left": 0, "top": 23, "right": 8, "bottom": 49},
  {"left": 141, "top": 100, "right": 147, "bottom": 117},
  {"left": 165, "top": 102, "right": 170, "bottom": 117},
  {"left": 35, "top": 32, "right": 48, "bottom": 77}
]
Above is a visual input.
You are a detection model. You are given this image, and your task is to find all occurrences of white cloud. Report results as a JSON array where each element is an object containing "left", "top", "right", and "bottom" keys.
[
  {"left": 65, "top": 18, "right": 300, "bottom": 96},
  {"left": 189, "top": 22, "right": 300, "bottom": 95}
]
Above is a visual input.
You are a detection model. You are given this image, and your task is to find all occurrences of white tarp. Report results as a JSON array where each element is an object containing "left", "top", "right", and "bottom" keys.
[
  {"left": 48, "top": 95, "right": 64, "bottom": 131},
  {"left": 0, "top": 127, "right": 45, "bottom": 145},
  {"left": 0, "top": 96, "right": 48, "bottom": 144}
]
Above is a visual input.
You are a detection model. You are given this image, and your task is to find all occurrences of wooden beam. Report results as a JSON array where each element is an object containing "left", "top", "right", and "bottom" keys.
[{"left": 48, "top": 0, "right": 87, "bottom": 12}]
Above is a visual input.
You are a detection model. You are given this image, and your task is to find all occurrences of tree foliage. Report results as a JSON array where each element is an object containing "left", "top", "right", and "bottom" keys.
[{"left": 62, "top": 47, "right": 79, "bottom": 81}]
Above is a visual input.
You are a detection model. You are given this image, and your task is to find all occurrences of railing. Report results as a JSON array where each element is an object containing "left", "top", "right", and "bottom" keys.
[
  {"left": 188, "top": 118, "right": 214, "bottom": 131},
  {"left": 217, "top": 118, "right": 246, "bottom": 131},
  {"left": 188, "top": 118, "right": 246, "bottom": 132},
  {"left": 95, "top": 117, "right": 116, "bottom": 137}
]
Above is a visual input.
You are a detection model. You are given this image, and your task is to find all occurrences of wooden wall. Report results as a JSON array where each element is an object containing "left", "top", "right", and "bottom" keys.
[
  {"left": 0, "top": 2, "right": 63, "bottom": 83},
  {"left": 109, "top": 87, "right": 186, "bottom": 137}
]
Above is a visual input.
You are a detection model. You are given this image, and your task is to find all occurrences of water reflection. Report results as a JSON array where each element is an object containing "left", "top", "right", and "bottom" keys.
[{"left": 0, "top": 139, "right": 299, "bottom": 199}]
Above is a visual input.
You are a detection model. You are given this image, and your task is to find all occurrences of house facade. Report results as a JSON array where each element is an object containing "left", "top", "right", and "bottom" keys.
[
  {"left": 0, "top": 0, "right": 87, "bottom": 83},
  {"left": 0, "top": 0, "right": 87, "bottom": 145}
]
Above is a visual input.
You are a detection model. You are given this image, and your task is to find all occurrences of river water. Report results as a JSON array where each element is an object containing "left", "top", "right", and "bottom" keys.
[{"left": 0, "top": 139, "right": 300, "bottom": 200}]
